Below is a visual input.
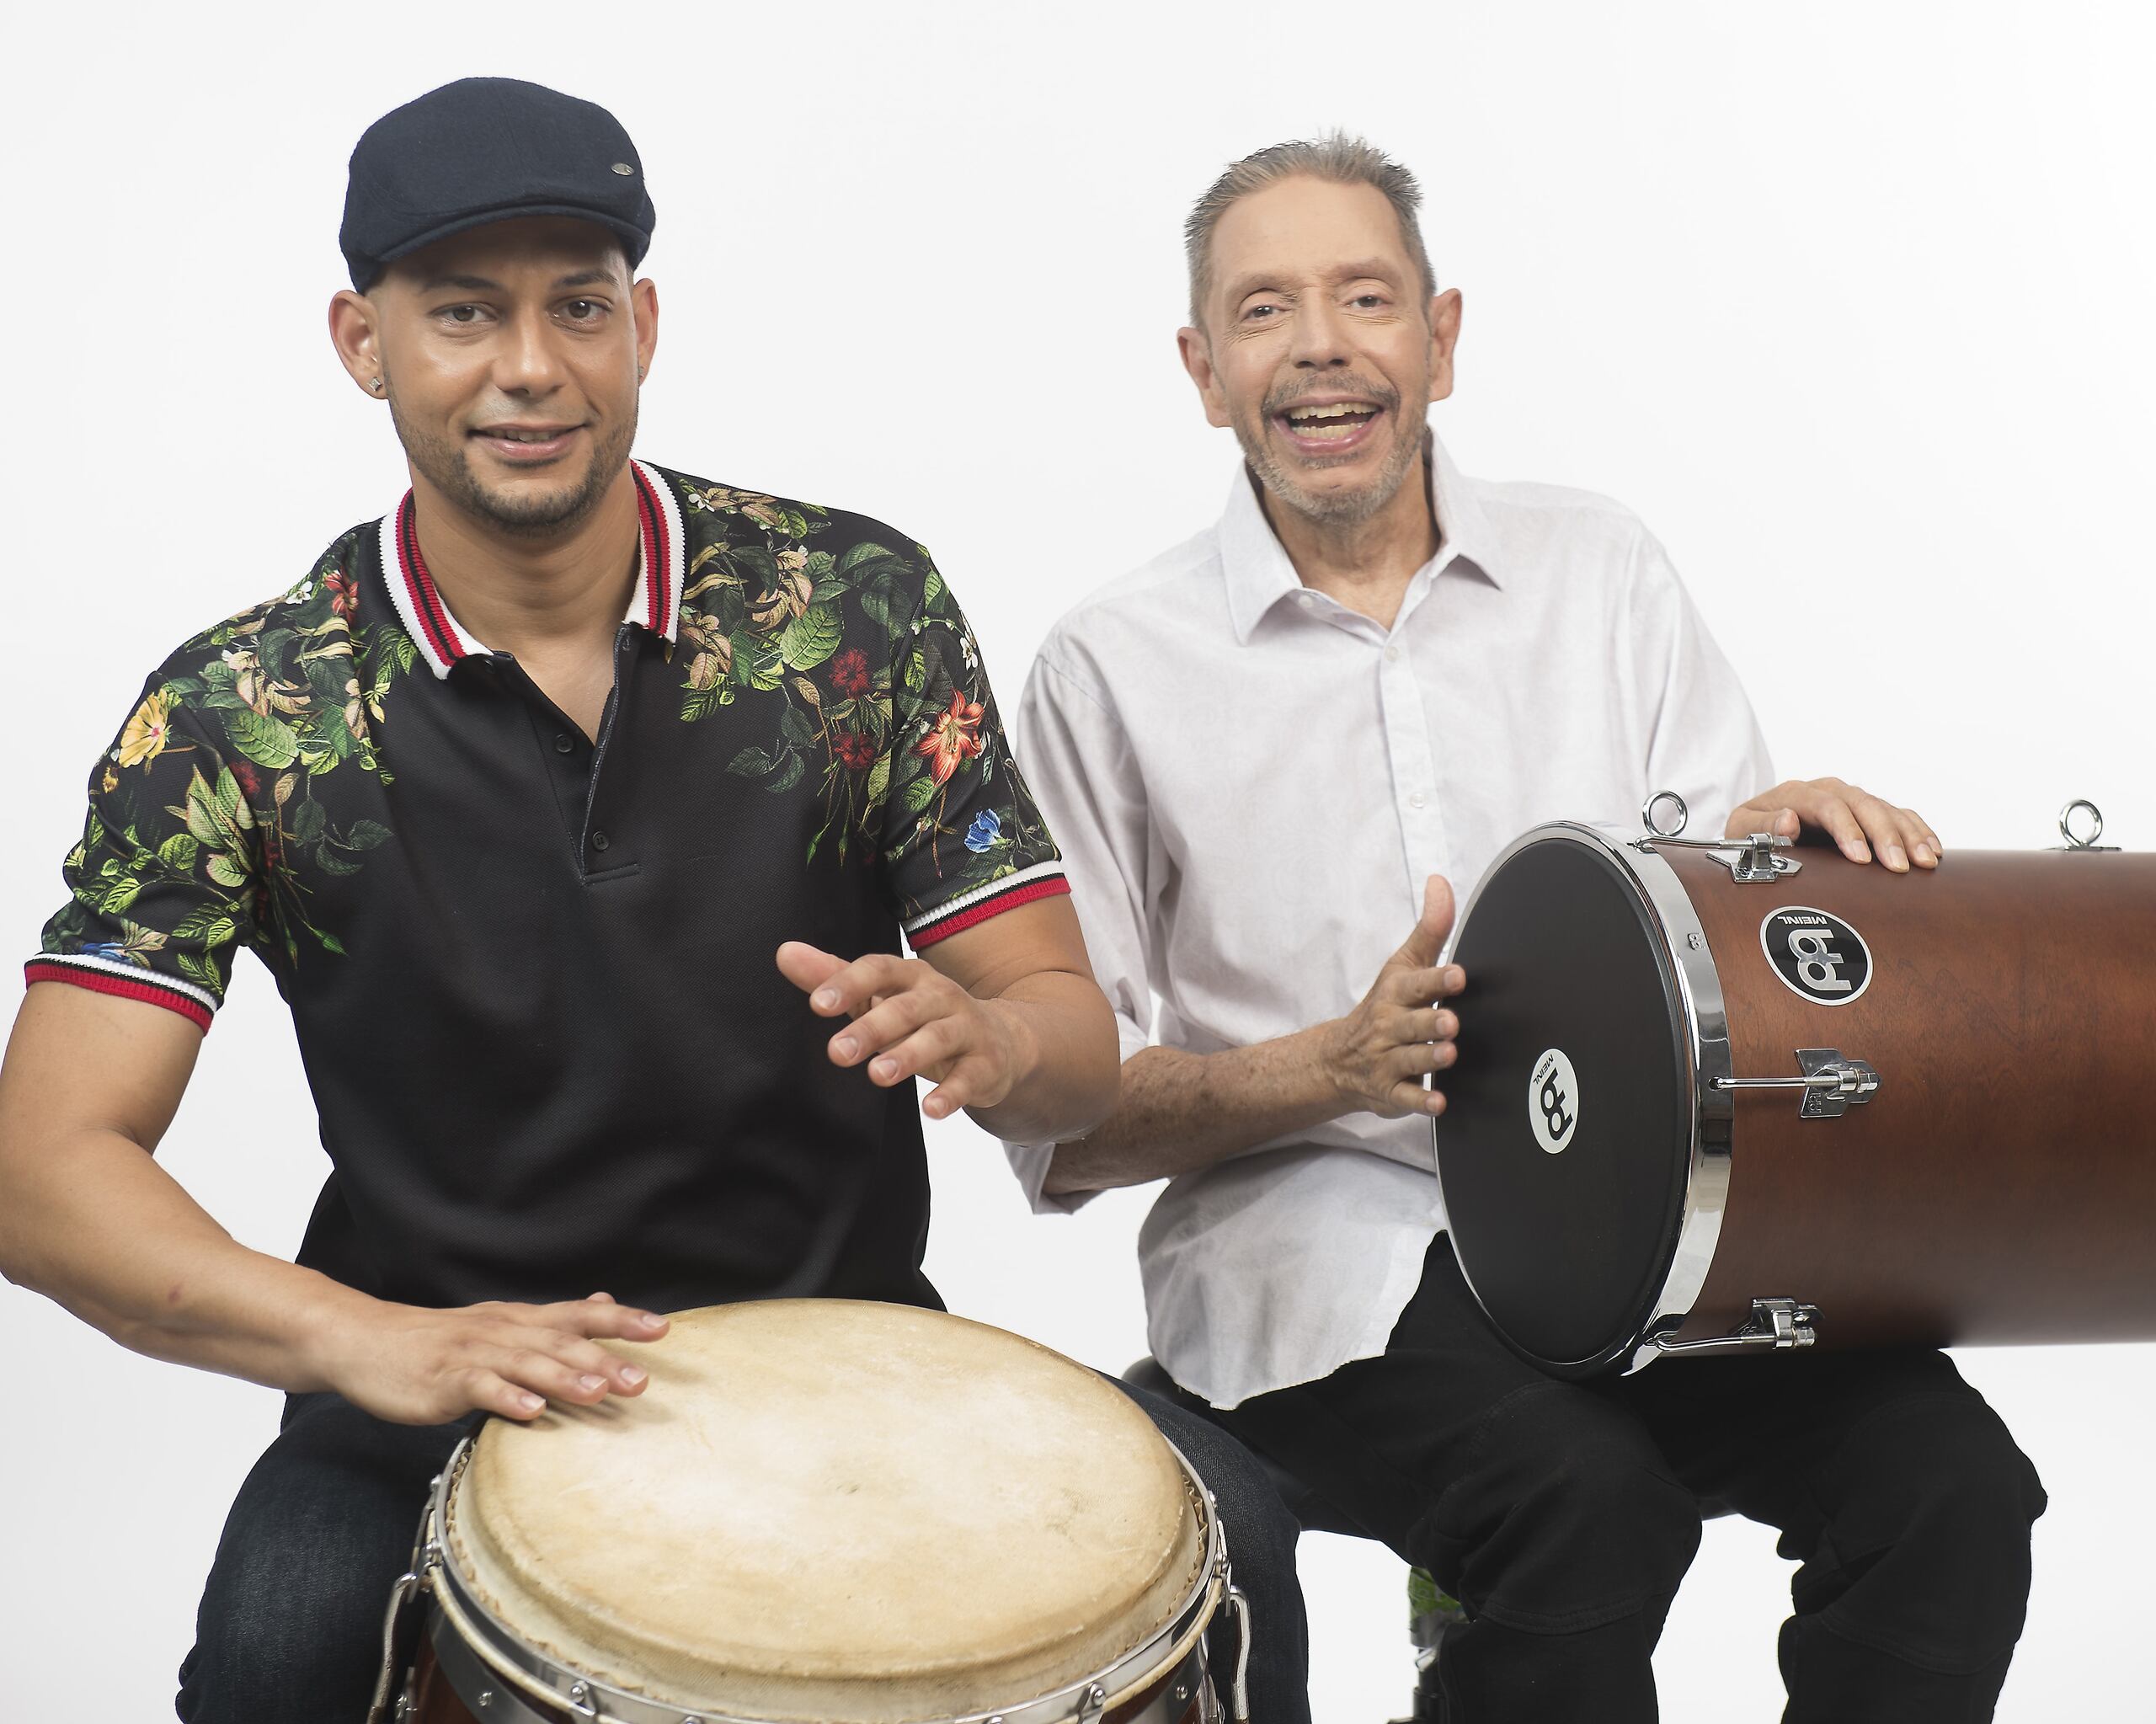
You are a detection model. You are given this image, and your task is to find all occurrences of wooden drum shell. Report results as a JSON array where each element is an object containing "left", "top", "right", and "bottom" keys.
[{"left": 1668, "top": 845, "right": 2156, "bottom": 1353}]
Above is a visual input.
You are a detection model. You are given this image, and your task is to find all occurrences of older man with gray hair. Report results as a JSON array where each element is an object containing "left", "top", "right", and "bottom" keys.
[{"left": 1006, "top": 135, "right": 2043, "bottom": 1723}]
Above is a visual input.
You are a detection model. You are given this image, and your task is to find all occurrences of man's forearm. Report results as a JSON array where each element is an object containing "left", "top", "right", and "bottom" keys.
[
  {"left": 968, "top": 969, "right": 1120, "bottom": 1144},
  {"left": 2, "top": 1124, "right": 366, "bottom": 1392},
  {"left": 1043, "top": 1025, "right": 1347, "bottom": 1196}
]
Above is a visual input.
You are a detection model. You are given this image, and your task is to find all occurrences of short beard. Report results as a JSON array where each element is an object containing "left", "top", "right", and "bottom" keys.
[
  {"left": 386, "top": 390, "right": 638, "bottom": 539},
  {"left": 1233, "top": 376, "right": 1428, "bottom": 529}
]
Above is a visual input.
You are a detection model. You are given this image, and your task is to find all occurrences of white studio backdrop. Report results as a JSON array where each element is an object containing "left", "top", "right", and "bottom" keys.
[{"left": 3, "top": 3, "right": 2150, "bottom": 1716}]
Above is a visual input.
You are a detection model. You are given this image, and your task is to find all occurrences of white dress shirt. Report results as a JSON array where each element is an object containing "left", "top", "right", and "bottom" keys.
[{"left": 1005, "top": 429, "right": 1774, "bottom": 1409}]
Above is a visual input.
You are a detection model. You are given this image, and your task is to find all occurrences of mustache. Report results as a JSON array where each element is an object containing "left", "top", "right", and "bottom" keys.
[{"left": 1263, "top": 374, "right": 1401, "bottom": 417}]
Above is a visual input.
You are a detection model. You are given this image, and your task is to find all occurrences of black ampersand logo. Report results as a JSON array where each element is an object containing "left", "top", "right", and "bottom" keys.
[{"left": 1539, "top": 1069, "right": 1575, "bottom": 1142}]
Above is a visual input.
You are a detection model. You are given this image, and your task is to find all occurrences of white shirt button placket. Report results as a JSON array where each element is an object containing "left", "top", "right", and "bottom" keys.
[{"left": 1379, "top": 627, "right": 1447, "bottom": 907}]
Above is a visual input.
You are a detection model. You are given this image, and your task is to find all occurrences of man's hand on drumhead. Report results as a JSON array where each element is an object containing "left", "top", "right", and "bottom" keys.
[
  {"left": 317, "top": 1291, "right": 670, "bottom": 1425},
  {"left": 1726, "top": 777, "right": 1942, "bottom": 873},
  {"left": 777, "top": 941, "right": 1025, "bottom": 1122},
  {"left": 1320, "top": 874, "right": 1465, "bottom": 1120}
]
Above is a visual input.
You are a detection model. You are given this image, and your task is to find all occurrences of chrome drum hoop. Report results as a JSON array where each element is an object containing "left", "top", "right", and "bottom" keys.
[
  {"left": 1436, "top": 820, "right": 1735, "bottom": 1375},
  {"left": 410, "top": 1431, "right": 1235, "bottom": 1724}
]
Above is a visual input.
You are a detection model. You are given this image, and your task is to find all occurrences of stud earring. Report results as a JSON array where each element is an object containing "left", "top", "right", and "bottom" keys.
[{"left": 370, "top": 376, "right": 385, "bottom": 392}]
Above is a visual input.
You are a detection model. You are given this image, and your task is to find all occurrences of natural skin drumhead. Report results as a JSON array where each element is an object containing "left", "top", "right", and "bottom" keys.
[{"left": 449, "top": 1300, "right": 1204, "bottom": 1721}]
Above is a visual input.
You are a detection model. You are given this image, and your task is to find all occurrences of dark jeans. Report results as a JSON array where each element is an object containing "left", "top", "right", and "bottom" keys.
[
  {"left": 176, "top": 1379, "right": 1310, "bottom": 1724},
  {"left": 1213, "top": 1237, "right": 2047, "bottom": 1724}
]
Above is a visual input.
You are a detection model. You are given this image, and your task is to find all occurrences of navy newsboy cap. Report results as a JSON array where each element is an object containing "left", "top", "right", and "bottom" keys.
[{"left": 340, "top": 77, "right": 655, "bottom": 291}]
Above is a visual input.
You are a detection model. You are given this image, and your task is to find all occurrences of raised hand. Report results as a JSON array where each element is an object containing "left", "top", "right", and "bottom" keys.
[
  {"left": 1321, "top": 875, "right": 1466, "bottom": 1119},
  {"left": 776, "top": 941, "right": 1029, "bottom": 1123}
]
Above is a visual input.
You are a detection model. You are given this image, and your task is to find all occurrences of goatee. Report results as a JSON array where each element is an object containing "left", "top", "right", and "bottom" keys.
[{"left": 387, "top": 392, "right": 638, "bottom": 539}]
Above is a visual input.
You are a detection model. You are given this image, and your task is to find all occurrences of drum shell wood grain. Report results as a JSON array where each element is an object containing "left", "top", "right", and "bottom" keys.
[{"left": 1665, "top": 845, "right": 2156, "bottom": 1352}]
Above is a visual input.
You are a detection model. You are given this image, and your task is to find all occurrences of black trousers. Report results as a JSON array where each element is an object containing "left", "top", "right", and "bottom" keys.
[
  {"left": 1213, "top": 1237, "right": 2047, "bottom": 1724},
  {"left": 176, "top": 1380, "right": 1310, "bottom": 1724}
]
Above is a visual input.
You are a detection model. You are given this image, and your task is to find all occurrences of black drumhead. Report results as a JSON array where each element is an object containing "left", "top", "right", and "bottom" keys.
[{"left": 1438, "top": 833, "right": 1693, "bottom": 1372}]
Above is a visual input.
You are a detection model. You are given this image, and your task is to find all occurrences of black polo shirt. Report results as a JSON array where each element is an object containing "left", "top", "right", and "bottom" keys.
[{"left": 29, "top": 461, "right": 1068, "bottom": 1313}]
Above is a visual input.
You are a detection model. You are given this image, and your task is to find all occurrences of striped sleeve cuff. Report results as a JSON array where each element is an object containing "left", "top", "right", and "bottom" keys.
[
  {"left": 903, "top": 862, "right": 1071, "bottom": 950},
  {"left": 24, "top": 955, "right": 217, "bottom": 1032}
]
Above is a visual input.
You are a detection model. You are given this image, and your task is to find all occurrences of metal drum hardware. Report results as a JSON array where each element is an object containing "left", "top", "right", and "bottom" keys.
[
  {"left": 2053, "top": 798, "right": 2119, "bottom": 852},
  {"left": 1714, "top": 1049, "right": 1881, "bottom": 1119},
  {"left": 1631, "top": 790, "right": 1800, "bottom": 882},
  {"left": 1649, "top": 1297, "right": 1821, "bottom": 1358}
]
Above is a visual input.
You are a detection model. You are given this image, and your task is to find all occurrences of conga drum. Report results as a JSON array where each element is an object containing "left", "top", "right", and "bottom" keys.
[
  {"left": 369, "top": 1300, "right": 1247, "bottom": 1724},
  {"left": 1435, "top": 795, "right": 2156, "bottom": 1377}
]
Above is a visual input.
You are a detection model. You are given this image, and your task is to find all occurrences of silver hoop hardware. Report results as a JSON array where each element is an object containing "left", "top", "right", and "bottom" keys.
[
  {"left": 1630, "top": 787, "right": 1801, "bottom": 882},
  {"left": 1225, "top": 1587, "right": 1255, "bottom": 1724},
  {"left": 1712, "top": 1048, "right": 1880, "bottom": 1118},
  {"left": 2054, "top": 798, "right": 2119, "bottom": 851},
  {"left": 364, "top": 1569, "right": 429, "bottom": 1724},
  {"left": 1650, "top": 1295, "right": 1819, "bottom": 1357},
  {"left": 1641, "top": 789, "right": 1689, "bottom": 838}
]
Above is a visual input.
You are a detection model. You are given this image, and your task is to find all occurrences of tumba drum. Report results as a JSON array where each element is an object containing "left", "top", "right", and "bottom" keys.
[
  {"left": 370, "top": 1300, "right": 1248, "bottom": 1724},
  {"left": 1435, "top": 794, "right": 2156, "bottom": 1377}
]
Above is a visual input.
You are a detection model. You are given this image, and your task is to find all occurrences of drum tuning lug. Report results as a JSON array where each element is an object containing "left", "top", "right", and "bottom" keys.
[
  {"left": 1714, "top": 832, "right": 1801, "bottom": 882},
  {"left": 1714, "top": 1049, "right": 1879, "bottom": 1118},
  {"left": 1631, "top": 792, "right": 1801, "bottom": 881},
  {"left": 364, "top": 1568, "right": 428, "bottom": 1724},
  {"left": 2052, "top": 798, "right": 2120, "bottom": 851},
  {"left": 1649, "top": 1296, "right": 1820, "bottom": 1358},
  {"left": 1226, "top": 1588, "right": 1255, "bottom": 1724},
  {"left": 1075, "top": 1680, "right": 1109, "bottom": 1724}
]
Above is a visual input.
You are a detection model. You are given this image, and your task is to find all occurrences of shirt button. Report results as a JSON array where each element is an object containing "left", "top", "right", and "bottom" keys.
[
  {"left": 1384, "top": 644, "right": 1401, "bottom": 664},
  {"left": 1294, "top": 590, "right": 1315, "bottom": 606},
  {"left": 591, "top": 830, "right": 611, "bottom": 851},
  {"left": 554, "top": 733, "right": 574, "bottom": 754},
  {"left": 1408, "top": 792, "right": 1428, "bottom": 810}
]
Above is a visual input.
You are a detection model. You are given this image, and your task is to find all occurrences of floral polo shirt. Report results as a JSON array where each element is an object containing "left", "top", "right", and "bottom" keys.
[{"left": 27, "top": 460, "right": 1068, "bottom": 1313}]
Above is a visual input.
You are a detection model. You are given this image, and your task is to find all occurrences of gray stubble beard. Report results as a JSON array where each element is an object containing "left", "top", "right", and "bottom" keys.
[{"left": 1235, "top": 403, "right": 1428, "bottom": 529}]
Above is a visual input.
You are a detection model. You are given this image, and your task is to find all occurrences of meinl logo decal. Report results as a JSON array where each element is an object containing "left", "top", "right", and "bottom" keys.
[
  {"left": 1759, "top": 906, "right": 1873, "bottom": 1006},
  {"left": 1528, "top": 1047, "right": 1581, "bottom": 1154}
]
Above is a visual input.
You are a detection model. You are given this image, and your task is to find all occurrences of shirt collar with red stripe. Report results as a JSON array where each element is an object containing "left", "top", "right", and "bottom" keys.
[{"left": 376, "top": 458, "right": 687, "bottom": 679}]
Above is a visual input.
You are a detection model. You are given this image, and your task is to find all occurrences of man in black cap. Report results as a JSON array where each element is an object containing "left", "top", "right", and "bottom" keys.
[{"left": 0, "top": 79, "right": 1309, "bottom": 1721}]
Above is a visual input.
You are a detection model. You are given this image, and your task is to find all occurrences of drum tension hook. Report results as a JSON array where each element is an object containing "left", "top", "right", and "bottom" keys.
[
  {"left": 1714, "top": 1049, "right": 1880, "bottom": 1118},
  {"left": 1651, "top": 1296, "right": 1821, "bottom": 1358},
  {"left": 1632, "top": 790, "right": 1801, "bottom": 881}
]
